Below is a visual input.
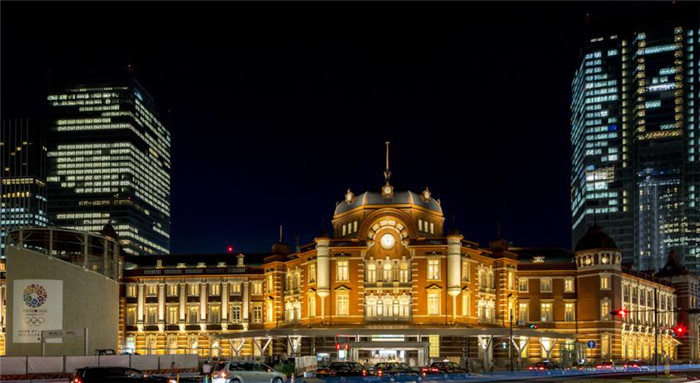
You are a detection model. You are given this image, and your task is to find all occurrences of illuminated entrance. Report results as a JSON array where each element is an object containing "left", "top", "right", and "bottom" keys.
[{"left": 349, "top": 335, "right": 430, "bottom": 367}]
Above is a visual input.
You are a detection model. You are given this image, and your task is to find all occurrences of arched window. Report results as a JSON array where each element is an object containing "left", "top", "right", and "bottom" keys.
[
  {"left": 187, "top": 334, "right": 198, "bottom": 355},
  {"left": 285, "top": 301, "right": 294, "bottom": 323},
  {"left": 365, "top": 295, "right": 377, "bottom": 317},
  {"left": 377, "top": 299, "right": 384, "bottom": 316},
  {"left": 399, "top": 294, "right": 411, "bottom": 317},
  {"left": 392, "top": 299, "right": 399, "bottom": 317},
  {"left": 293, "top": 300, "right": 301, "bottom": 321},
  {"left": 383, "top": 298, "right": 392, "bottom": 316},
  {"left": 146, "top": 335, "right": 157, "bottom": 354},
  {"left": 399, "top": 261, "right": 410, "bottom": 283}
]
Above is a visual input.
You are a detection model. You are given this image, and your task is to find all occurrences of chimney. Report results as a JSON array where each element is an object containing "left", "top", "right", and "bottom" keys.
[{"left": 237, "top": 253, "right": 245, "bottom": 267}]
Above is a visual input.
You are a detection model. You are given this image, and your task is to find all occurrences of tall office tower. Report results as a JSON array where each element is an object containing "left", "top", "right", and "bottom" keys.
[
  {"left": 571, "top": 8, "right": 700, "bottom": 272},
  {"left": 0, "top": 119, "right": 49, "bottom": 258},
  {"left": 47, "top": 69, "right": 171, "bottom": 255}
]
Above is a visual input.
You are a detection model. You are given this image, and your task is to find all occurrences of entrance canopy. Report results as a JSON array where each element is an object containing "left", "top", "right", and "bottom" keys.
[{"left": 214, "top": 327, "right": 576, "bottom": 340}]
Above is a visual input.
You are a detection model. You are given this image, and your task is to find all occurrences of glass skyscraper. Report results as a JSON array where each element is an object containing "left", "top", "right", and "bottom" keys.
[
  {"left": 0, "top": 119, "right": 49, "bottom": 258},
  {"left": 46, "top": 69, "right": 171, "bottom": 255},
  {"left": 571, "top": 12, "right": 700, "bottom": 272}
]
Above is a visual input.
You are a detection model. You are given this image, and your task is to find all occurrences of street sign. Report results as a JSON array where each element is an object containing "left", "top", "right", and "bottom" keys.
[
  {"left": 587, "top": 340, "right": 596, "bottom": 349},
  {"left": 41, "top": 329, "right": 81, "bottom": 339}
]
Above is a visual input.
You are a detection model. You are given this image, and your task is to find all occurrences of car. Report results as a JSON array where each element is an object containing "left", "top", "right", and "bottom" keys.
[
  {"left": 623, "top": 360, "right": 650, "bottom": 372},
  {"left": 595, "top": 361, "right": 623, "bottom": 371},
  {"left": 528, "top": 361, "right": 561, "bottom": 372},
  {"left": 370, "top": 363, "right": 422, "bottom": 383},
  {"left": 420, "top": 361, "right": 468, "bottom": 376},
  {"left": 71, "top": 367, "right": 173, "bottom": 383},
  {"left": 314, "top": 362, "right": 368, "bottom": 377},
  {"left": 211, "top": 361, "right": 286, "bottom": 383}
]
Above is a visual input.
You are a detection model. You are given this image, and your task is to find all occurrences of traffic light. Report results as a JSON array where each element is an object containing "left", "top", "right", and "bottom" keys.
[
  {"left": 528, "top": 323, "right": 539, "bottom": 329},
  {"left": 611, "top": 309, "right": 627, "bottom": 318}
]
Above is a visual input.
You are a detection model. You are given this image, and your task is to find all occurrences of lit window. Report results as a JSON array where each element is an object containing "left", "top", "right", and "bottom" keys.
[
  {"left": 146, "top": 284, "right": 158, "bottom": 297},
  {"left": 126, "top": 284, "right": 137, "bottom": 297},
  {"left": 308, "top": 294, "right": 316, "bottom": 318},
  {"left": 518, "top": 278, "right": 528, "bottom": 292},
  {"left": 266, "top": 300, "right": 274, "bottom": 322},
  {"left": 366, "top": 262, "right": 377, "bottom": 283},
  {"left": 251, "top": 282, "right": 263, "bottom": 295},
  {"left": 337, "top": 261, "right": 349, "bottom": 281},
  {"left": 507, "top": 271, "right": 515, "bottom": 290},
  {"left": 230, "top": 305, "right": 241, "bottom": 323},
  {"left": 252, "top": 303, "right": 262, "bottom": 323},
  {"left": 427, "top": 259, "right": 440, "bottom": 280},
  {"left": 600, "top": 275, "right": 611, "bottom": 290},
  {"left": 209, "top": 306, "right": 220, "bottom": 323},
  {"left": 540, "top": 278, "right": 552, "bottom": 293},
  {"left": 146, "top": 305, "right": 157, "bottom": 324},
  {"left": 428, "top": 293, "right": 441, "bottom": 315},
  {"left": 167, "top": 305, "right": 178, "bottom": 324},
  {"left": 541, "top": 303, "right": 553, "bottom": 322},
  {"left": 518, "top": 303, "right": 529, "bottom": 324},
  {"left": 210, "top": 283, "right": 220, "bottom": 296},
  {"left": 308, "top": 263, "right": 316, "bottom": 284},
  {"left": 565, "top": 303, "right": 575, "bottom": 321},
  {"left": 399, "top": 262, "right": 410, "bottom": 283},
  {"left": 126, "top": 305, "right": 136, "bottom": 325},
  {"left": 187, "top": 305, "right": 199, "bottom": 324},
  {"left": 462, "top": 293, "right": 471, "bottom": 316},
  {"left": 462, "top": 261, "right": 470, "bottom": 281},
  {"left": 230, "top": 282, "right": 241, "bottom": 294},
  {"left": 564, "top": 278, "right": 575, "bottom": 293},
  {"left": 601, "top": 300, "right": 610, "bottom": 320},
  {"left": 167, "top": 284, "right": 178, "bottom": 296},
  {"left": 336, "top": 293, "right": 349, "bottom": 316},
  {"left": 188, "top": 284, "right": 200, "bottom": 296}
]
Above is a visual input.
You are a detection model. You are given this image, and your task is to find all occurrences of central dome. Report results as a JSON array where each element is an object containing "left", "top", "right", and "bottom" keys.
[{"left": 334, "top": 190, "right": 443, "bottom": 216}]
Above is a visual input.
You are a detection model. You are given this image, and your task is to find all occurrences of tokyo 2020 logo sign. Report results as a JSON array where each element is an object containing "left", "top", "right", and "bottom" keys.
[{"left": 23, "top": 284, "right": 47, "bottom": 308}]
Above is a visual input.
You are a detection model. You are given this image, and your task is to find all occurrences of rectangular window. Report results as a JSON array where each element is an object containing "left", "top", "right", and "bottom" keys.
[
  {"left": 427, "top": 259, "right": 440, "bottom": 280},
  {"left": 146, "top": 305, "right": 157, "bottom": 324},
  {"left": 430, "top": 222, "right": 435, "bottom": 234},
  {"left": 601, "top": 333, "right": 610, "bottom": 358},
  {"left": 188, "top": 284, "right": 200, "bottom": 296},
  {"left": 366, "top": 263, "right": 376, "bottom": 283},
  {"left": 507, "top": 271, "right": 515, "bottom": 290},
  {"left": 210, "top": 283, "right": 220, "bottom": 296},
  {"left": 251, "top": 282, "right": 263, "bottom": 295},
  {"left": 428, "top": 294, "right": 441, "bottom": 315},
  {"left": 167, "top": 305, "right": 178, "bottom": 324},
  {"left": 540, "top": 278, "right": 552, "bottom": 293},
  {"left": 209, "top": 306, "right": 220, "bottom": 323},
  {"left": 187, "top": 305, "right": 199, "bottom": 324},
  {"left": 230, "top": 305, "right": 241, "bottom": 323},
  {"left": 230, "top": 282, "right": 241, "bottom": 294},
  {"left": 564, "top": 278, "right": 575, "bottom": 293},
  {"left": 399, "top": 263, "right": 409, "bottom": 283},
  {"left": 518, "top": 278, "right": 528, "bottom": 292},
  {"left": 462, "top": 293, "right": 470, "bottom": 316},
  {"left": 540, "top": 303, "right": 553, "bottom": 322},
  {"left": 429, "top": 335, "right": 440, "bottom": 358},
  {"left": 337, "top": 261, "right": 349, "bottom": 281},
  {"left": 126, "top": 305, "right": 136, "bottom": 325},
  {"left": 266, "top": 275, "right": 274, "bottom": 293},
  {"left": 252, "top": 303, "right": 262, "bottom": 323},
  {"left": 308, "top": 295, "right": 316, "bottom": 318},
  {"left": 601, "top": 300, "right": 610, "bottom": 320},
  {"left": 146, "top": 284, "right": 158, "bottom": 297},
  {"left": 565, "top": 303, "right": 575, "bottom": 321},
  {"left": 462, "top": 261, "right": 470, "bottom": 281},
  {"left": 308, "top": 263, "right": 316, "bottom": 283},
  {"left": 518, "top": 302, "right": 529, "bottom": 324},
  {"left": 337, "top": 294, "right": 349, "bottom": 316},
  {"left": 600, "top": 275, "right": 611, "bottom": 290},
  {"left": 167, "top": 284, "right": 178, "bottom": 296},
  {"left": 126, "top": 284, "right": 137, "bottom": 297}
]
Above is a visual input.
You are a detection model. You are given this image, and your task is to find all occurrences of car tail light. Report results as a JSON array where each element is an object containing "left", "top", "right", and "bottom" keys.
[
  {"left": 363, "top": 370, "right": 367, "bottom": 376},
  {"left": 378, "top": 370, "right": 383, "bottom": 377},
  {"left": 421, "top": 368, "right": 428, "bottom": 372},
  {"left": 633, "top": 364, "right": 638, "bottom": 368},
  {"left": 430, "top": 368, "right": 438, "bottom": 373},
  {"left": 528, "top": 366, "right": 533, "bottom": 371},
  {"left": 596, "top": 365, "right": 602, "bottom": 369},
  {"left": 73, "top": 378, "right": 83, "bottom": 383},
  {"left": 538, "top": 367, "right": 544, "bottom": 371}
]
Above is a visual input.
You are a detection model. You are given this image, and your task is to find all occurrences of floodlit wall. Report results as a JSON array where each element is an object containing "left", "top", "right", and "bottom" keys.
[{"left": 5, "top": 245, "right": 119, "bottom": 356}]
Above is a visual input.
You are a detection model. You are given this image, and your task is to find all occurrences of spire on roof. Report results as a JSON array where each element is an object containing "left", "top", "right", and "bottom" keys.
[{"left": 384, "top": 141, "right": 391, "bottom": 184}]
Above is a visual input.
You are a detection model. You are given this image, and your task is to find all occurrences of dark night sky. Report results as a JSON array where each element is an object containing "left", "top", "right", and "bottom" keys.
[{"left": 2, "top": 1, "right": 694, "bottom": 254}]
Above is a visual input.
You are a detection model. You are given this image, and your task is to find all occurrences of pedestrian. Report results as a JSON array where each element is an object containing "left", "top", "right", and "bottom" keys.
[{"left": 202, "top": 360, "right": 212, "bottom": 382}]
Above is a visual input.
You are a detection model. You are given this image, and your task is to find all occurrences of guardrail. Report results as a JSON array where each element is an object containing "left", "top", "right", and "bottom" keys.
[{"left": 0, "top": 354, "right": 198, "bottom": 376}]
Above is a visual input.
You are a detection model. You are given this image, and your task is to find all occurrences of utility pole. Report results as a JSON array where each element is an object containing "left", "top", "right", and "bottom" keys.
[{"left": 655, "top": 287, "right": 659, "bottom": 377}]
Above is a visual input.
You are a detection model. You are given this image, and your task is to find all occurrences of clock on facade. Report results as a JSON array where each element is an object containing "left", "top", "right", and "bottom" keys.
[
  {"left": 380, "top": 233, "right": 395, "bottom": 249},
  {"left": 384, "top": 186, "right": 392, "bottom": 195}
]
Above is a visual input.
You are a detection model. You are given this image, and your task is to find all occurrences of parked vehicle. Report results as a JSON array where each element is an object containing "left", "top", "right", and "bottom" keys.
[
  {"left": 212, "top": 361, "right": 286, "bottom": 383},
  {"left": 369, "top": 363, "right": 422, "bottom": 383},
  {"left": 420, "top": 361, "right": 468, "bottom": 376},
  {"left": 623, "top": 360, "right": 650, "bottom": 372},
  {"left": 315, "top": 362, "right": 368, "bottom": 377},
  {"left": 71, "top": 367, "right": 173, "bottom": 383},
  {"left": 527, "top": 361, "right": 561, "bottom": 371},
  {"left": 595, "top": 361, "right": 623, "bottom": 371}
]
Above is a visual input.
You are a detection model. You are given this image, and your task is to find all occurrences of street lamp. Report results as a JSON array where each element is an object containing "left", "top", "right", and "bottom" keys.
[{"left": 508, "top": 293, "right": 514, "bottom": 371}]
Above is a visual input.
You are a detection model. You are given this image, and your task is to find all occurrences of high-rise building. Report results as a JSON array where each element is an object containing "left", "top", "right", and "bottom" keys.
[
  {"left": 0, "top": 119, "right": 49, "bottom": 258},
  {"left": 571, "top": 8, "right": 700, "bottom": 272},
  {"left": 46, "top": 69, "right": 171, "bottom": 255}
]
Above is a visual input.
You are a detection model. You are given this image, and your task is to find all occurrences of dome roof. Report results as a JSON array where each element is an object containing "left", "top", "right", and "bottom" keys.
[
  {"left": 574, "top": 224, "right": 618, "bottom": 252},
  {"left": 334, "top": 190, "right": 443, "bottom": 216}
]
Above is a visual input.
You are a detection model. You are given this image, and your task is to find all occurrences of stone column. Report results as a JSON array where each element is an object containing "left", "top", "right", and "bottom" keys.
[
  {"left": 243, "top": 282, "right": 250, "bottom": 330},
  {"left": 179, "top": 282, "right": 186, "bottom": 332},
  {"left": 200, "top": 282, "right": 208, "bottom": 331},
  {"left": 222, "top": 281, "right": 229, "bottom": 330},
  {"left": 158, "top": 283, "right": 166, "bottom": 332},
  {"left": 447, "top": 234, "right": 463, "bottom": 321},
  {"left": 137, "top": 283, "right": 145, "bottom": 331},
  {"left": 316, "top": 237, "right": 331, "bottom": 320}
]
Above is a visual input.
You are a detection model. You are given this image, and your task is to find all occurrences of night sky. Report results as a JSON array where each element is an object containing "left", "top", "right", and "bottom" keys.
[{"left": 2, "top": 2, "right": 693, "bottom": 255}]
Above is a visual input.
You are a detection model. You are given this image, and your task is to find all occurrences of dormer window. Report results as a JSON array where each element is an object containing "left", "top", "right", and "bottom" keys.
[{"left": 197, "top": 262, "right": 206, "bottom": 268}]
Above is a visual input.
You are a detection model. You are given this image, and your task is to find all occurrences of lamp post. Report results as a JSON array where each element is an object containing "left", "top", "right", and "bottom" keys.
[{"left": 508, "top": 293, "right": 514, "bottom": 371}]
